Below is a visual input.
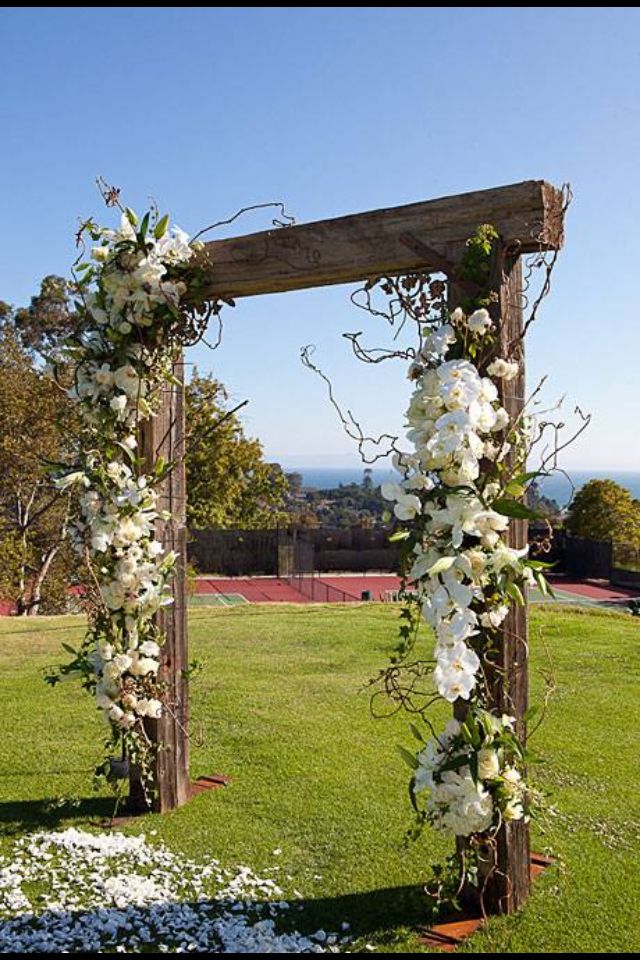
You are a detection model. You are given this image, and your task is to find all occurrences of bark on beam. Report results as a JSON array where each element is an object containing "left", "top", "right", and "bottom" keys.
[{"left": 195, "top": 180, "right": 564, "bottom": 301}]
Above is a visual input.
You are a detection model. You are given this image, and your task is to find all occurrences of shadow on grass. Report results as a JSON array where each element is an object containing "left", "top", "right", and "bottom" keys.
[
  {"left": 295, "top": 883, "right": 432, "bottom": 942},
  {"left": 0, "top": 795, "right": 117, "bottom": 836}
]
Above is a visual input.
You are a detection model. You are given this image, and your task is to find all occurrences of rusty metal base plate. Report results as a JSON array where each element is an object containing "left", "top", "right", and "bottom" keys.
[
  {"left": 418, "top": 852, "right": 555, "bottom": 952},
  {"left": 190, "top": 774, "right": 232, "bottom": 795}
]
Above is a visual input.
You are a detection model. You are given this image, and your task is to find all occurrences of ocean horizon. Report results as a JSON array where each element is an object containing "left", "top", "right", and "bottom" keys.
[{"left": 287, "top": 466, "right": 640, "bottom": 507}]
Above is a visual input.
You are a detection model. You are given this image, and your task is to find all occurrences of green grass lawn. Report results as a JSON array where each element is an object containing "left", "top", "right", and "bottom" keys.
[{"left": 0, "top": 603, "right": 639, "bottom": 952}]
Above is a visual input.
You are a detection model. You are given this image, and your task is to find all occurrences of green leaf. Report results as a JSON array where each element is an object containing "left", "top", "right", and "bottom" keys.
[
  {"left": 505, "top": 581, "right": 525, "bottom": 605},
  {"left": 396, "top": 744, "right": 420, "bottom": 770},
  {"left": 427, "top": 556, "right": 456, "bottom": 576},
  {"left": 505, "top": 482, "right": 525, "bottom": 498},
  {"left": 409, "top": 723, "right": 424, "bottom": 744},
  {"left": 154, "top": 214, "right": 170, "bottom": 239},
  {"left": 125, "top": 207, "right": 138, "bottom": 227},
  {"left": 139, "top": 212, "right": 150, "bottom": 239},
  {"left": 492, "top": 498, "right": 541, "bottom": 520},
  {"left": 389, "top": 529, "right": 410, "bottom": 542},
  {"left": 512, "top": 470, "right": 549, "bottom": 485}
]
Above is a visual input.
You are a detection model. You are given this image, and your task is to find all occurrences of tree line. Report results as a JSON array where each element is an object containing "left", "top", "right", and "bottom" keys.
[{"left": 1, "top": 276, "right": 637, "bottom": 614}]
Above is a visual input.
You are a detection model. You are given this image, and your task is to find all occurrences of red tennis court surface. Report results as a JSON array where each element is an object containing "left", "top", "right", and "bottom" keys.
[
  {"left": 194, "top": 575, "right": 401, "bottom": 604},
  {"left": 546, "top": 575, "right": 639, "bottom": 602},
  {"left": 193, "top": 574, "right": 638, "bottom": 605}
]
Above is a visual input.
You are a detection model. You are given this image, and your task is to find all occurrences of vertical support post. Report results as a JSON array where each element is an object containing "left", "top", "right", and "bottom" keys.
[
  {"left": 453, "top": 253, "right": 530, "bottom": 915},
  {"left": 131, "top": 357, "right": 190, "bottom": 812},
  {"left": 480, "top": 253, "right": 530, "bottom": 913}
]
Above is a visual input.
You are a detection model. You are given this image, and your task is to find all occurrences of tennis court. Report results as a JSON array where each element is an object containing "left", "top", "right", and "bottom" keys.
[{"left": 192, "top": 574, "right": 639, "bottom": 609}]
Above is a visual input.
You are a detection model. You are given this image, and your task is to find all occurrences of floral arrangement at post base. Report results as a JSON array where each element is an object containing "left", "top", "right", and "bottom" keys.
[
  {"left": 46, "top": 197, "right": 217, "bottom": 803},
  {"left": 376, "top": 226, "right": 553, "bottom": 908}
]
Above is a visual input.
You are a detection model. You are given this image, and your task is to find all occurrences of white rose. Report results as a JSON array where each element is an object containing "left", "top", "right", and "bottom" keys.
[
  {"left": 467, "top": 308, "right": 493, "bottom": 335},
  {"left": 131, "top": 656, "right": 159, "bottom": 677},
  {"left": 487, "top": 357, "right": 519, "bottom": 382},
  {"left": 491, "top": 408, "right": 510, "bottom": 432},
  {"left": 145, "top": 698, "right": 163, "bottom": 719},
  {"left": 139, "top": 640, "right": 161, "bottom": 658},
  {"left": 108, "top": 704, "right": 124, "bottom": 724},
  {"left": 477, "top": 748, "right": 501, "bottom": 781}
]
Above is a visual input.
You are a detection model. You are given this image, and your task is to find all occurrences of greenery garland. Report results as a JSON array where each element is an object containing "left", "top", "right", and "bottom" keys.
[{"left": 48, "top": 203, "right": 210, "bottom": 800}]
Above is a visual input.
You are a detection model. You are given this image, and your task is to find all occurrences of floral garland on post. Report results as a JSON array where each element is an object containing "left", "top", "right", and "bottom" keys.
[
  {"left": 48, "top": 203, "right": 210, "bottom": 799},
  {"left": 379, "top": 229, "right": 552, "bottom": 874}
]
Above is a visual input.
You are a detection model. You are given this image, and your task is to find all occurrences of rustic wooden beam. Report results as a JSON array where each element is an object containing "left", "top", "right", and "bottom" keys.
[{"left": 196, "top": 180, "right": 563, "bottom": 300}]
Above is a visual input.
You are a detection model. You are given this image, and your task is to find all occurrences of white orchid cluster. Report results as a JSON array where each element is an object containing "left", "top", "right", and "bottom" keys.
[
  {"left": 383, "top": 304, "right": 538, "bottom": 838},
  {"left": 382, "top": 308, "right": 533, "bottom": 706},
  {"left": 413, "top": 714, "right": 526, "bottom": 836},
  {"left": 52, "top": 206, "right": 198, "bottom": 775}
]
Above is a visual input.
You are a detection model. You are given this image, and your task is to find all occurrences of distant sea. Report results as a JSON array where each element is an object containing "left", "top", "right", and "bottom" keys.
[{"left": 294, "top": 466, "right": 640, "bottom": 508}]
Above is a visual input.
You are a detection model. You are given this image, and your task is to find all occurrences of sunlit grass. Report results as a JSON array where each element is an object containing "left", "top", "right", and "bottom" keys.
[{"left": 0, "top": 603, "right": 638, "bottom": 952}]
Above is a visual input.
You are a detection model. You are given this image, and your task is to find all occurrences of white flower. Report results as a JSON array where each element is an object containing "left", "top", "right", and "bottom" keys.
[
  {"left": 139, "top": 640, "right": 160, "bottom": 658},
  {"left": 108, "top": 704, "right": 124, "bottom": 724},
  {"left": 434, "top": 641, "right": 480, "bottom": 702},
  {"left": 491, "top": 407, "right": 510, "bottom": 432},
  {"left": 422, "top": 323, "right": 456, "bottom": 358},
  {"left": 91, "top": 245, "right": 110, "bottom": 262},
  {"left": 477, "top": 748, "right": 500, "bottom": 781},
  {"left": 113, "top": 365, "right": 143, "bottom": 397},
  {"left": 112, "top": 653, "right": 133, "bottom": 674},
  {"left": 394, "top": 493, "right": 422, "bottom": 521},
  {"left": 110, "top": 394, "right": 128, "bottom": 416},
  {"left": 145, "top": 698, "right": 163, "bottom": 719},
  {"left": 492, "top": 544, "right": 529, "bottom": 574},
  {"left": 480, "top": 604, "right": 510, "bottom": 629},
  {"left": 381, "top": 482, "right": 403, "bottom": 502},
  {"left": 487, "top": 357, "right": 519, "bottom": 381},
  {"left": 504, "top": 798, "right": 524, "bottom": 821},
  {"left": 467, "top": 308, "right": 493, "bottom": 335},
  {"left": 101, "top": 582, "right": 126, "bottom": 610},
  {"left": 55, "top": 471, "right": 89, "bottom": 491},
  {"left": 130, "top": 656, "right": 160, "bottom": 677},
  {"left": 112, "top": 516, "right": 146, "bottom": 547}
]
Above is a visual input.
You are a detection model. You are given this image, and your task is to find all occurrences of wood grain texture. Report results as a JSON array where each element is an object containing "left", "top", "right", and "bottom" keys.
[
  {"left": 196, "top": 180, "right": 564, "bottom": 300},
  {"left": 132, "top": 358, "right": 190, "bottom": 813},
  {"left": 452, "top": 255, "right": 530, "bottom": 915},
  {"left": 482, "top": 255, "right": 530, "bottom": 914}
]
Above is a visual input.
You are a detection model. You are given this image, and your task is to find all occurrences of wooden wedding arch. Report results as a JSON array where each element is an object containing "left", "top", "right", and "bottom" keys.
[{"left": 140, "top": 179, "right": 565, "bottom": 916}]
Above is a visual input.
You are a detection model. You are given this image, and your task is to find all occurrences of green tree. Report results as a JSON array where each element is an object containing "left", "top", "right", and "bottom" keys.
[
  {"left": 0, "top": 306, "right": 75, "bottom": 614},
  {"left": 185, "top": 371, "right": 289, "bottom": 529},
  {"left": 13, "top": 275, "right": 78, "bottom": 356},
  {"left": 565, "top": 479, "right": 640, "bottom": 545}
]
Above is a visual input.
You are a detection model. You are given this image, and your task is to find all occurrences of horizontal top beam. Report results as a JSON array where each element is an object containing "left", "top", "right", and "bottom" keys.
[{"left": 196, "top": 180, "right": 564, "bottom": 300}]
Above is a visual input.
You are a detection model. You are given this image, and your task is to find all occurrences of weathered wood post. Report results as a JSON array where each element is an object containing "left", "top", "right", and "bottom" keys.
[
  {"left": 476, "top": 251, "right": 530, "bottom": 913},
  {"left": 132, "top": 357, "right": 190, "bottom": 812}
]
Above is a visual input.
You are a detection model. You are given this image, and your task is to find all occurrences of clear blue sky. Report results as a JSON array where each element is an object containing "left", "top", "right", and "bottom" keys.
[{"left": 1, "top": 7, "right": 639, "bottom": 470}]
